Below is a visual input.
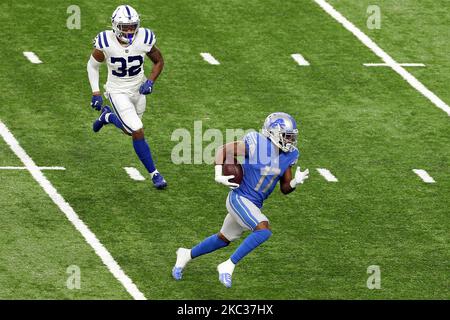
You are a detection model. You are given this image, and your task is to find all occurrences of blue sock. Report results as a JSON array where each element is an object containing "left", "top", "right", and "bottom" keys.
[
  {"left": 105, "top": 113, "right": 124, "bottom": 130},
  {"left": 133, "top": 138, "right": 156, "bottom": 174},
  {"left": 191, "top": 234, "right": 229, "bottom": 259},
  {"left": 230, "top": 229, "right": 272, "bottom": 264}
]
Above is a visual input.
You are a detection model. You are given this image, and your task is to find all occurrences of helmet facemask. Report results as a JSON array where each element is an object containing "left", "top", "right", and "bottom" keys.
[
  {"left": 113, "top": 21, "right": 140, "bottom": 44},
  {"left": 267, "top": 126, "right": 298, "bottom": 152},
  {"left": 280, "top": 130, "right": 298, "bottom": 152}
]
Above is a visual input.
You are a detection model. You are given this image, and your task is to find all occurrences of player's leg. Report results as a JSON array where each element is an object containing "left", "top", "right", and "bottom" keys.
[
  {"left": 172, "top": 230, "right": 230, "bottom": 281},
  {"left": 92, "top": 94, "right": 127, "bottom": 133},
  {"left": 191, "top": 195, "right": 248, "bottom": 260},
  {"left": 107, "top": 93, "right": 166, "bottom": 188},
  {"left": 172, "top": 194, "right": 246, "bottom": 281},
  {"left": 131, "top": 93, "right": 167, "bottom": 189},
  {"left": 217, "top": 192, "right": 272, "bottom": 288},
  {"left": 133, "top": 92, "right": 147, "bottom": 120},
  {"left": 93, "top": 106, "right": 129, "bottom": 133}
]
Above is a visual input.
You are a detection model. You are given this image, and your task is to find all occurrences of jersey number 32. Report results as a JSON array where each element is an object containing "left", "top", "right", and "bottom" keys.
[{"left": 111, "top": 56, "right": 143, "bottom": 77}]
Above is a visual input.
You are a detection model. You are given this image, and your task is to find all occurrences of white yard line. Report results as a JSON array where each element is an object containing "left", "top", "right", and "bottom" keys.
[
  {"left": 124, "top": 167, "right": 146, "bottom": 181},
  {"left": 314, "top": 0, "right": 450, "bottom": 116},
  {"left": 200, "top": 52, "right": 220, "bottom": 65},
  {"left": 23, "top": 51, "right": 43, "bottom": 64},
  {"left": 317, "top": 168, "right": 338, "bottom": 182},
  {"left": 364, "top": 63, "right": 425, "bottom": 67},
  {"left": 0, "top": 120, "right": 146, "bottom": 300},
  {"left": 412, "top": 169, "right": 436, "bottom": 183},
  {"left": 291, "top": 53, "right": 310, "bottom": 66},
  {"left": 0, "top": 166, "right": 66, "bottom": 170}
]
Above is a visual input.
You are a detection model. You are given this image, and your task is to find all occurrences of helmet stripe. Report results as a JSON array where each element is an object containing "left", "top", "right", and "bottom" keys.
[
  {"left": 102, "top": 32, "right": 109, "bottom": 47},
  {"left": 98, "top": 33, "right": 103, "bottom": 48},
  {"left": 125, "top": 5, "right": 132, "bottom": 19}
]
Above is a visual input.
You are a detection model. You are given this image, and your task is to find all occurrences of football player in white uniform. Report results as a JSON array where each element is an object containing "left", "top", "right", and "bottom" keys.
[{"left": 87, "top": 4, "right": 167, "bottom": 189}]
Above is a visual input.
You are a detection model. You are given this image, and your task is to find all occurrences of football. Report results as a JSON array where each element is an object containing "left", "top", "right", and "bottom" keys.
[{"left": 223, "top": 160, "right": 244, "bottom": 184}]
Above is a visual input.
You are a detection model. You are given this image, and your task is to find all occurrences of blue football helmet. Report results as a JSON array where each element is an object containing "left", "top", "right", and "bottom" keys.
[{"left": 261, "top": 112, "right": 298, "bottom": 152}]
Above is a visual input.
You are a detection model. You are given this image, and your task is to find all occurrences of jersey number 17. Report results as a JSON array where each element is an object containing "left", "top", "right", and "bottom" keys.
[{"left": 254, "top": 166, "right": 281, "bottom": 193}]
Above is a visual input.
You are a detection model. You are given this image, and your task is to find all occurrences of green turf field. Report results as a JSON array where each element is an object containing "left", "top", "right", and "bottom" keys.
[{"left": 0, "top": 0, "right": 449, "bottom": 299}]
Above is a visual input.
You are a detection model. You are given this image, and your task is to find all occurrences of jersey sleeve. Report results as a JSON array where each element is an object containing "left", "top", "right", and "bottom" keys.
[
  {"left": 92, "top": 31, "right": 110, "bottom": 51},
  {"left": 142, "top": 28, "right": 157, "bottom": 53},
  {"left": 289, "top": 149, "right": 300, "bottom": 166}
]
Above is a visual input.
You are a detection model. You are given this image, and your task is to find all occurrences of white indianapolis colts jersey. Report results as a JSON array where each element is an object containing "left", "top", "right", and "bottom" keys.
[{"left": 93, "top": 28, "right": 156, "bottom": 94}]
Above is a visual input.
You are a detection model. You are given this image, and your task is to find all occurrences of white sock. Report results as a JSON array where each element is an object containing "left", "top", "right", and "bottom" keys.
[
  {"left": 175, "top": 248, "right": 192, "bottom": 268},
  {"left": 218, "top": 259, "right": 236, "bottom": 275},
  {"left": 150, "top": 170, "right": 159, "bottom": 179}
]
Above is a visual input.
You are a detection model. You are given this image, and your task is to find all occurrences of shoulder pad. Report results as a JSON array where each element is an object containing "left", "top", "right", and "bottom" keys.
[
  {"left": 143, "top": 28, "right": 156, "bottom": 46},
  {"left": 93, "top": 31, "right": 110, "bottom": 50}
]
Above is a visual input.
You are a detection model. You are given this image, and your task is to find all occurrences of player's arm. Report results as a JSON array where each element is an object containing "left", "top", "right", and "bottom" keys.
[
  {"left": 146, "top": 46, "right": 164, "bottom": 82},
  {"left": 280, "top": 166, "right": 309, "bottom": 195},
  {"left": 140, "top": 46, "right": 164, "bottom": 95},
  {"left": 214, "top": 141, "right": 246, "bottom": 165},
  {"left": 87, "top": 49, "right": 105, "bottom": 110},
  {"left": 214, "top": 141, "right": 246, "bottom": 189}
]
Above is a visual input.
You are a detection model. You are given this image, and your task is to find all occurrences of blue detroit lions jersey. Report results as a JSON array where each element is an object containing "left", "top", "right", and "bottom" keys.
[{"left": 235, "top": 131, "right": 299, "bottom": 208}]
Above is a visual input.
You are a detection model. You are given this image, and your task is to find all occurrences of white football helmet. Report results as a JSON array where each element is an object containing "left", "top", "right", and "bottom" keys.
[
  {"left": 261, "top": 112, "right": 298, "bottom": 152},
  {"left": 111, "top": 5, "right": 140, "bottom": 44}
]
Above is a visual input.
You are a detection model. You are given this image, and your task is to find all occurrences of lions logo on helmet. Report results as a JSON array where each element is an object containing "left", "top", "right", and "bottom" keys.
[
  {"left": 111, "top": 5, "right": 140, "bottom": 44},
  {"left": 261, "top": 112, "right": 298, "bottom": 152},
  {"left": 269, "top": 118, "right": 287, "bottom": 129}
]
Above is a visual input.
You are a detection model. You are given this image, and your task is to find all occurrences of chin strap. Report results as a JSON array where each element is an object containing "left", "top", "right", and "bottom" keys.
[{"left": 127, "top": 33, "right": 133, "bottom": 44}]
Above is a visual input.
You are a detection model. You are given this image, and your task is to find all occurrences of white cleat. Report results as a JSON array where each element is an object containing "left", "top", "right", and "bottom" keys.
[
  {"left": 172, "top": 248, "right": 192, "bottom": 280},
  {"left": 217, "top": 259, "right": 235, "bottom": 288}
]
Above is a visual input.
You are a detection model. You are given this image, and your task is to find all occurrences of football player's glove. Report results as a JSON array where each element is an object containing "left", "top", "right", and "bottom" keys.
[
  {"left": 214, "top": 165, "right": 239, "bottom": 189},
  {"left": 139, "top": 79, "right": 154, "bottom": 95},
  {"left": 91, "top": 95, "right": 103, "bottom": 111},
  {"left": 290, "top": 166, "right": 309, "bottom": 189}
]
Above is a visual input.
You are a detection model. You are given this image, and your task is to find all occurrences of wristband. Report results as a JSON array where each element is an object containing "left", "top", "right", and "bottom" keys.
[
  {"left": 289, "top": 179, "right": 297, "bottom": 189},
  {"left": 215, "top": 164, "right": 223, "bottom": 177}
]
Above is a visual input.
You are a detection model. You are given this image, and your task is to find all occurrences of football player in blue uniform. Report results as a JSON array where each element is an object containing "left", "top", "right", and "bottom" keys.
[{"left": 172, "top": 112, "right": 309, "bottom": 288}]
